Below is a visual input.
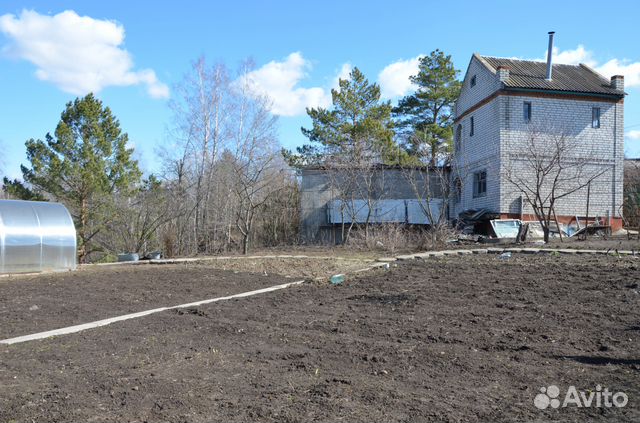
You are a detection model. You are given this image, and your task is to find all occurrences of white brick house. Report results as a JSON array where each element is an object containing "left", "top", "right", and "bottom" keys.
[{"left": 452, "top": 52, "right": 626, "bottom": 230}]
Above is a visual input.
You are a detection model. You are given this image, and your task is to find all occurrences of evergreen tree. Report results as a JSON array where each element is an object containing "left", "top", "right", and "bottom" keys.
[
  {"left": 2, "top": 177, "right": 46, "bottom": 201},
  {"left": 12, "top": 93, "right": 142, "bottom": 262},
  {"left": 285, "top": 67, "right": 409, "bottom": 167},
  {"left": 394, "top": 50, "right": 461, "bottom": 166}
]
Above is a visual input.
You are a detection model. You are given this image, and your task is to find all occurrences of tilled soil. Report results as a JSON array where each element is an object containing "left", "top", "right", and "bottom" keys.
[
  {"left": 541, "top": 237, "right": 640, "bottom": 251},
  {"left": 1, "top": 254, "right": 639, "bottom": 422},
  {"left": 453, "top": 236, "right": 640, "bottom": 252},
  {"left": 0, "top": 264, "right": 297, "bottom": 339}
]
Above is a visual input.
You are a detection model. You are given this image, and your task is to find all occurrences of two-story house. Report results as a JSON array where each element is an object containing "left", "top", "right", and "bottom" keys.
[{"left": 453, "top": 34, "right": 626, "bottom": 230}]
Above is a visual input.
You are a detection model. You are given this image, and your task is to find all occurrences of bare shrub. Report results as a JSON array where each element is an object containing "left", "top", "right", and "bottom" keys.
[
  {"left": 415, "top": 225, "right": 460, "bottom": 250},
  {"left": 346, "top": 223, "right": 460, "bottom": 254},
  {"left": 503, "top": 125, "right": 610, "bottom": 242},
  {"left": 624, "top": 160, "right": 640, "bottom": 228},
  {"left": 346, "top": 224, "right": 411, "bottom": 255}
]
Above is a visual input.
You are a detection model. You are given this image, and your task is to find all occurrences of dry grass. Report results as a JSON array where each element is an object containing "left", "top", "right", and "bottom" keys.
[{"left": 346, "top": 223, "right": 461, "bottom": 254}]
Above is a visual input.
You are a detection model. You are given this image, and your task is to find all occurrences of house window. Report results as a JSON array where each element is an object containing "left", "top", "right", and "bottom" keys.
[
  {"left": 455, "top": 124, "right": 462, "bottom": 152},
  {"left": 523, "top": 101, "right": 532, "bottom": 123},
  {"left": 473, "top": 170, "right": 487, "bottom": 198},
  {"left": 470, "top": 116, "right": 474, "bottom": 136},
  {"left": 470, "top": 75, "right": 477, "bottom": 87},
  {"left": 454, "top": 178, "right": 462, "bottom": 203},
  {"left": 592, "top": 107, "right": 601, "bottom": 128}
]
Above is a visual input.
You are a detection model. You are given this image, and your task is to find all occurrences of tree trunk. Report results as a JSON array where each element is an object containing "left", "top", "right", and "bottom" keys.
[
  {"left": 241, "top": 208, "right": 253, "bottom": 255},
  {"left": 79, "top": 196, "right": 88, "bottom": 263},
  {"left": 242, "top": 233, "right": 249, "bottom": 255}
]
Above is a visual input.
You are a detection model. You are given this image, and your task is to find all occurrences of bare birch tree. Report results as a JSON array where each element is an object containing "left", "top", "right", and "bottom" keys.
[
  {"left": 229, "top": 62, "right": 282, "bottom": 254},
  {"left": 157, "top": 56, "right": 297, "bottom": 257},
  {"left": 164, "top": 57, "right": 230, "bottom": 254}
]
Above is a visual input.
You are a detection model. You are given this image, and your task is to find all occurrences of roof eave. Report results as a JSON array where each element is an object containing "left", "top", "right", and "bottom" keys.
[
  {"left": 301, "top": 163, "right": 450, "bottom": 172},
  {"left": 503, "top": 86, "right": 625, "bottom": 100}
]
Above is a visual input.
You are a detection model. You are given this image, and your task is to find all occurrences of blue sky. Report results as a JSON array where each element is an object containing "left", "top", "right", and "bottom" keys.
[{"left": 1, "top": 0, "right": 639, "bottom": 178}]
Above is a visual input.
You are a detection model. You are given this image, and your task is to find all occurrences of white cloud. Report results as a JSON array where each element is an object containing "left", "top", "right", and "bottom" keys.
[
  {"left": 0, "top": 10, "right": 169, "bottom": 98},
  {"left": 596, "top": 59, "right": 640, "bottom": 89},
  {"left": 545, "top": 45, "right": 597, "bottom": 67},
  {"left": 535, "top": 45, "right": 640, "bottom": 88},
  {"left": 626, "top": 130, "right": 640, "bottom": 140},
  {"left": 332, "top": 62, "right": 352, "bottom": 89},
  {"left": 239, "top": 52, "right": 442, "bottom": 115},
  {"left": 239, "top": 52, "right": 334, "bottom": 117},
  {"left": 377, "top": 56, "right": 421, "bottom": 99}
]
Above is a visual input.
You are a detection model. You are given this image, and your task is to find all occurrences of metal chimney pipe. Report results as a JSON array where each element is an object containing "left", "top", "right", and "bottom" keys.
[{"left": 546, "top": 31, "right": 555, "bottom": 80}]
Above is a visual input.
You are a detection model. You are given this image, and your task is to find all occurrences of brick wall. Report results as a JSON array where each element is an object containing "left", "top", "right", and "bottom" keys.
[
  {"left": 452, "top": 55, "right": 503, "bottom": 217},
  {"left": 452, "top": 98, "right": 502, "bottom": 217},
  {"left": 500, "top": 95, "right": 624, "bottom": 220},
  {"left": 455, "top": 55, "right": 498, "bottom": 117}
]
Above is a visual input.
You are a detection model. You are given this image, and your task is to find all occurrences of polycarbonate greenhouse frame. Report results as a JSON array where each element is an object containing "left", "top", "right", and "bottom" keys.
[{"left": 0, "top": 200, "right": 77, "bottom": 274}]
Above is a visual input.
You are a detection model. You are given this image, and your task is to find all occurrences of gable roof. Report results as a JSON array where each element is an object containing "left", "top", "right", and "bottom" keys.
[{"left": 476, "top": 54, "right": 624, "bottom": 97}]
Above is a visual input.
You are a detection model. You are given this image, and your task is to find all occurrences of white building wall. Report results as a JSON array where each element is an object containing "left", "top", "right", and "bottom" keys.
[
  {"left": 453, "top": 97, "right": 502, "bottom": 216},
  {"left": 455, "top": 55, "right": 498, "bottom": 117},
  {"left": 499, "top": 95, "right": 624, "bottom": 219},
  {"left": 453, "top": 54, "right": 504, "bottom": 217}
]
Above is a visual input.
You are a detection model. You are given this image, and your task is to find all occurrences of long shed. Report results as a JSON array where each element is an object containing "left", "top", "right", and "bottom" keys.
[
  {"left": 300, "top": 165, "right": 448, "bottom": 242},
  {"left": 0, "top": 200, "right": 77, "bottom": 274}
]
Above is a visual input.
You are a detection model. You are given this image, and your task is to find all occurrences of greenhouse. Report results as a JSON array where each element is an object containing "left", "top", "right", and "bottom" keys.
[{"left": 0, "top": 200, "right": 77, "bottom": 274}]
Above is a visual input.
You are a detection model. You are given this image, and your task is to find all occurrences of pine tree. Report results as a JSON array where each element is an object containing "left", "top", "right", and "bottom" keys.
[
  {"left": 13, "top": 93, "right": 142, "bottom": 262},
  {"left": 285, "top": 67, "right": 409, "bottom": 167},
  {"left": 394, "top": 50, "right": 461, "bottom": 166}
]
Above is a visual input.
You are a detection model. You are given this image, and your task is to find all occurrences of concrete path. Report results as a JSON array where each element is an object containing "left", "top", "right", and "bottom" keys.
[{"left": 0, "top": 280, "right": 305, "bottom": 345}]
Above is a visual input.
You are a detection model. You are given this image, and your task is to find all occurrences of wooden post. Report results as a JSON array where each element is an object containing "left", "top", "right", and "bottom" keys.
[
  {"left": 553, "top": 206, "right": 563, "bottom": 242},
  {"left": 585, "top": 181, "right": 591, "bottom": 240},
  {"left": 520, "top": 195, "right": 524, "bottom": 221}
]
